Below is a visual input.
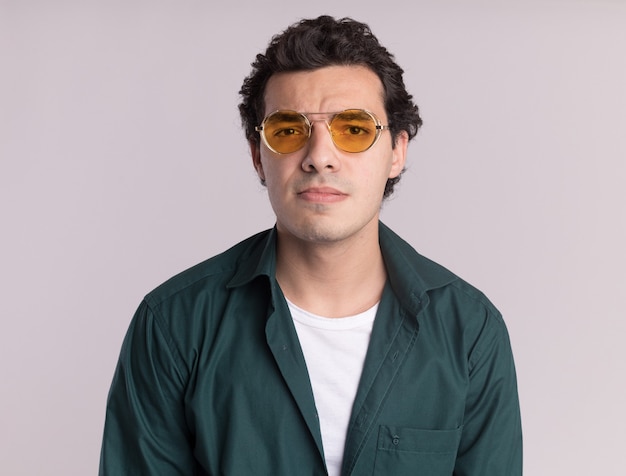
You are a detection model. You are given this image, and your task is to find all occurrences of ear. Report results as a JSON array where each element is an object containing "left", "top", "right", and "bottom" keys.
[
  {"left": 389, "top": 131, "right": 409, "bottom": 179},
  {"left": 249, "top": 140, "right": 265, "bottom": 181}
]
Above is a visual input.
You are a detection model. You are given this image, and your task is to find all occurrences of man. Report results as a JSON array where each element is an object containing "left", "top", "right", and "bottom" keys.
[{"left": 100, "top": 15, "right": 522, "bottom": 475}]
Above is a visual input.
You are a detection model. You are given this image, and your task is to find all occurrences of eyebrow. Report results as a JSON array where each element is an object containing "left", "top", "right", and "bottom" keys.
[{"left": 267, "top": 111, "right": 304, "bottom": 121}]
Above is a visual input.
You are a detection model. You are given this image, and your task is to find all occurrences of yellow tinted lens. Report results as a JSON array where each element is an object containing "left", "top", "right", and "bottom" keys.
[
  {"left": 262, "top": 111, "right": 309, "bottom": 154},
  {"left": 330, "top": 109, "right": 378, "bottom": 152}
]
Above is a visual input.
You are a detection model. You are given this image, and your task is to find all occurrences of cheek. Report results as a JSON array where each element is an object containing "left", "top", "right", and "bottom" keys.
[
  {"left": 260, "top": 158, "right": 293, "bottom": 199},
  {"left": 261, "top": 157, "right": 278, "bottom": 178},
  {"left": 367, "top": 157, "right": 395, "bottom": 188},
  {"left": 355, "top": 170, "right": 387, "bottom": 204},
  {"left": 258, "top": 155, "right": 278, "bottom": 184}
]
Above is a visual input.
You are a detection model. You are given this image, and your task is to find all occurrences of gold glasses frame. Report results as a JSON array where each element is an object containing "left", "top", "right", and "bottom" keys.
[{"left": 255, "top": 108, "right": 390, "bottom": 155}]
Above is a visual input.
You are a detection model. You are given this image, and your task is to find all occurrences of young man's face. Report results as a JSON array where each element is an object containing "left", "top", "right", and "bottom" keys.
[{"left": 251, "top": 65, "right": 408, "bottom": 246}]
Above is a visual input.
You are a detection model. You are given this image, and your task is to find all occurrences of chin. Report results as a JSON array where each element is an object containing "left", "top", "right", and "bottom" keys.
[{"left": 294, "top": 219, "right": 370, "bottom": 245}]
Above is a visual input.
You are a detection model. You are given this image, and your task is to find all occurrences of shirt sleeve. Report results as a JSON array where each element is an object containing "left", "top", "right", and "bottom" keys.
[
  {"left": 99, "top": 300, "right": 195, "bottom": 475},
  {"left": 454, "top": 311, "right": 523, "bottom": 475}
]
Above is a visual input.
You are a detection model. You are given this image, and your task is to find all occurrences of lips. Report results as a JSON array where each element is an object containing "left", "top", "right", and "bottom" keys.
[{"left": 297, "top": 186, "right": 347, "bottom": 203}]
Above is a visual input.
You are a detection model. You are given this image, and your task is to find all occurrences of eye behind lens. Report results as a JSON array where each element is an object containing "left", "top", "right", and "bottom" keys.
[
  {"left": 262, "top": 110, "right": 310, "bottom": 154},
  {"left": 331, "top": 110, "right": 377, "bottom": 152}
]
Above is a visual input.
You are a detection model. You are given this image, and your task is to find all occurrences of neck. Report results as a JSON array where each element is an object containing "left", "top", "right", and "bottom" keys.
[{"left": 275, "top": 223, "right": 386, "bottom": 318}]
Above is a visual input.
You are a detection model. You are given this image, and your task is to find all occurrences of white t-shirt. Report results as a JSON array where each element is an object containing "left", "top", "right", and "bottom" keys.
[{"left": 288, "top": 299, "right": 378, "bottom": 476}]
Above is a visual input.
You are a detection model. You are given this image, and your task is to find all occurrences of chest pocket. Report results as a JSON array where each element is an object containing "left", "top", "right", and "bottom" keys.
[{"left": 372, "top": 425, "right": 462, "bottom": 476}]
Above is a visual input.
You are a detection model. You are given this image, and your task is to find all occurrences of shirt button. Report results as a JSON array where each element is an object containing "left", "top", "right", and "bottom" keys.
[{"left": 392, "top": 435, "right": 400, "bottom": 446}]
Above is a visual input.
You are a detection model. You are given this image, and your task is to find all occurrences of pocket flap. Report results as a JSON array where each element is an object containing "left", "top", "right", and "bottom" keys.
[{"left": 377, "top": 425, "right": 462, "bottom": 454}]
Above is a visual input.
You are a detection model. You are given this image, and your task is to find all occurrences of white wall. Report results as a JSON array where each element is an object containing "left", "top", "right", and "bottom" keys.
[{"left": 1, "top": 1, "right": 624, "bottom": 474}]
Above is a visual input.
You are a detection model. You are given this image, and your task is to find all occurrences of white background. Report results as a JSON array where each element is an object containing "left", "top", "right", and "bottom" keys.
[{"left": 1, "top": 1, "right": 625, "bottom": 474}]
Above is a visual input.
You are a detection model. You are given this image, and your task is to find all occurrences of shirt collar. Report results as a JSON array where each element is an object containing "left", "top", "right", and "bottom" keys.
[
  {"left": 227, "top": 222, "right": 457, "bottom": 309},
  {"left": 378, "top": 221, "right": 457, "bottom": 314},
  {"left": 226, "top": 227, "right": 278, "bottom": 289}
]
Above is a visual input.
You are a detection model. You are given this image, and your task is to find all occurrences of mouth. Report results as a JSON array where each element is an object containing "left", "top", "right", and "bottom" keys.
[{"left": 297, "top": 186, "right": 347, "bottom": 203}]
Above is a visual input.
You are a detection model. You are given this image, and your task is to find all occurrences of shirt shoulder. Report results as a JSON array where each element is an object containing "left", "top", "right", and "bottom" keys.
[
  {"left": 380, "top": 223, "right": 507, "bottom": 351},
  {"left": 144, "top": 229, "right": 273, "bottom": 308}
]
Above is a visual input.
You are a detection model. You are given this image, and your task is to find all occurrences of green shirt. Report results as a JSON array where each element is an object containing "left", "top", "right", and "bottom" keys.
[{"left": 100, "top": 223, "right": 522, "bottom": 475}]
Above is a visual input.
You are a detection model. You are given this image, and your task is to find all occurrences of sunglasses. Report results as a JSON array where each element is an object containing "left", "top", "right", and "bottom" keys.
[{"left": 255, "top": 109, "right": 390, "bottom": 154}]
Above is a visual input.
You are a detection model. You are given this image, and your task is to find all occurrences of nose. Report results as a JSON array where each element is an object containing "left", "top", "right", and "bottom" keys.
[{"left": 301, "top": 120, "right": 341, "bottom": 174}]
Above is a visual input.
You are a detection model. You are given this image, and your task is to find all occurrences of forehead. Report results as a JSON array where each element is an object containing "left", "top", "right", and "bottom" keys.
[{"left": 263, "top": 65, "right": 386, "bottom": 117}]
